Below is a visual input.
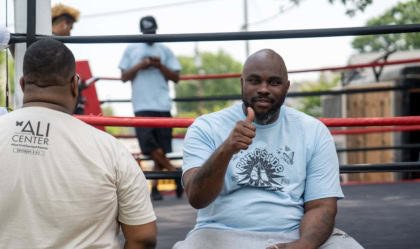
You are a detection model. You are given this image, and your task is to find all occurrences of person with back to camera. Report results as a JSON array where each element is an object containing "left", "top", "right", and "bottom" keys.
[
  {"left": 174, "top": 49, "right": 364, "bottom": 249},
  {"left": 0, "top": 39, "right": 157, "bottom": 249},
  {"left": 119, "top": 16, "right": 183, "bottom": 201}
]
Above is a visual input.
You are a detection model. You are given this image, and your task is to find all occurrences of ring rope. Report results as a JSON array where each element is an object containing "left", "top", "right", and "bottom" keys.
[
  {"left": 94, "top": 57, "right": 420, "bottom": 82},
  {"left": 9, "top": 24, "right": 420, "bottom": 44},
  {"left": 134, "top": 144, "right": 420, "bottom": 161},
  {"left": 100, "top": 85, "right": 419, "bottom": 104},
  {"left": 144, "top": 162, "right": 420, "bottom": 179},
  {"left": 75, "top": 115, "right": 420, "bottom": 128},
  {"left": 330, "top": 125, "right": 420, "bottom": 135}
]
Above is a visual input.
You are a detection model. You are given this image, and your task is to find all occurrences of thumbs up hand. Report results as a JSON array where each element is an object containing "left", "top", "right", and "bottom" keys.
[
  {"left": 245, "top": 107, "right": 255, "bottom": 124},
  {"left": 222, "top": 107, "right": 257, "bottom": 154}
]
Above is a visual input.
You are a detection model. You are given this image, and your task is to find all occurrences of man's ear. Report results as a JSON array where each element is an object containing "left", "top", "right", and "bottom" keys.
[
  {"left": 71, "top": 75, "right": 79, "bottom": 98},
  {"left": 19, "top": 77, "right": 25, "bottom": 92}
]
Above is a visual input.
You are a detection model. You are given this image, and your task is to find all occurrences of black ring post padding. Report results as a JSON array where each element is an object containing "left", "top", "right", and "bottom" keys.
[
  {"left": 138, "top": 156, "right": 183, "bottom": 161},
  {"left": 340, "top": 162, "right": 420, "bottom": 173},
  {"left": 138, "top": 144, "right": 420, "bottom": 161},
  {"left": 144, "top": 171, "right": 182, "bottom": 180},
  {"left": 9, "top": 24, "right": 420, "bottom": 44},
  {"left": 286, "top": 85, "right": 416, "bottom": 97},
  {"left": 26, "top": 0, "right": 36, "bottom": 48},
  {"left": 143, "top": 162, "right": 420, "bottom": 179},
  {"left": 99, "top": 85, "right": 420, "bottom": 104},
  {"left": 337, "top": 144, "right": 420, "bottom": 153}
]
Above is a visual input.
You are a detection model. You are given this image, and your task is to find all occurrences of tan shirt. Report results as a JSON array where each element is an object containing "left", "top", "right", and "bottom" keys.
[{"left": 0, "top": 107, "right": 156, "bottom": 249}]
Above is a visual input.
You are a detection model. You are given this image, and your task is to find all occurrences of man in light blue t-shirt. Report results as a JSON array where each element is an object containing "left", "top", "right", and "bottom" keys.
[
  {"left": 119, "top": 16, "right": 183, "bottom": 201},
  {"left": 174, "top": 49, "right": 363, "bottom": 249}
]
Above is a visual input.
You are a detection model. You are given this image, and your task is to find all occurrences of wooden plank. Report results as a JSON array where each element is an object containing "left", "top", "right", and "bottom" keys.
[{"left": 344, "top": 82, "right": 394, "bottom": 182}]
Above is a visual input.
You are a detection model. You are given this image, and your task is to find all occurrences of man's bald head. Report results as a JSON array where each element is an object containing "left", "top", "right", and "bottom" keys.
[
  {"left": 241, "top": 49, "right": 290, "bottom": 125},
  {"left": 243, "top": 49, "right": 288, "bottom": 81}
]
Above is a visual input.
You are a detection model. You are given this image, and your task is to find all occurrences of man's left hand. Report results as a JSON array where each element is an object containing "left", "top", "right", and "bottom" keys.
[{"left": 266, "top": 239, "right": 313, "bottom": 249}]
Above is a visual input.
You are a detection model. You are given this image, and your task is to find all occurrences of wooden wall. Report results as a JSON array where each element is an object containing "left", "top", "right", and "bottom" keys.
[{"left": 344, "top": 82, "right": 394, "bottom": 182}]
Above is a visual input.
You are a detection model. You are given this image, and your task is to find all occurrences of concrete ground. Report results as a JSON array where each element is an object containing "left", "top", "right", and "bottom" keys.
[{"left": 122, "top": 181, "right": 420, "bottom": 249}]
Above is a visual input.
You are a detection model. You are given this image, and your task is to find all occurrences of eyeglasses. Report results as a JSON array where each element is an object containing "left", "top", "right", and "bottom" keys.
[{"left": 72, "top": 73, "right": 80, "bottom": 83}]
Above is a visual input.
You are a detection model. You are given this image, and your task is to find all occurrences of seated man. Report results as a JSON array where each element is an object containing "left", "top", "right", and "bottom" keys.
[
  {"left": 0, "top": 39, "right": 157, "bottom": 249},
  {"left": 174, "top": 49, "right": 363, "bottom": 249}
]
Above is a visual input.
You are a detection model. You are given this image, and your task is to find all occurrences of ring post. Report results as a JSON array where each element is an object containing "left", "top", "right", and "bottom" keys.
[{"left": 13, "top": 0, "right": 51, "bottom": 109}]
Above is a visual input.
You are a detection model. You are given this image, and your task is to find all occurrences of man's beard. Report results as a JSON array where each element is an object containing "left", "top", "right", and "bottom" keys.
[{"left": 243, "top": 95, "right": 284, "bottom": 125}]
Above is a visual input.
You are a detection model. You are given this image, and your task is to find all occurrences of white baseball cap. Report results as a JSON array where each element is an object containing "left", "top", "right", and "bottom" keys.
[{"left": 0, "top": 26, "right": 10, "bottom": 51}]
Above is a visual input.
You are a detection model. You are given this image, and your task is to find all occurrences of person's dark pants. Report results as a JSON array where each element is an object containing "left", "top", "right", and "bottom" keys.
[
  {"left": 134, "top": 111, "right": 172, "bottom": 155},
  {"left": 134, "top": 111, "right": 182, "bottom": 199}
]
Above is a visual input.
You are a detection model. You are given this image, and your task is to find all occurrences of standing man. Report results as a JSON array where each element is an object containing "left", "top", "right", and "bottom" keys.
[
  {"left": 119, "top": 16, "right": 183, "bottom": 200},
  {"left": 0, "top": 39, "right": 157, "bottom": 249},
  {"left": 52, "top": 4, "right": 80, "bottom": 36},
  {"left": 175, "top": 49, "right": 363, "bottom": 249}
]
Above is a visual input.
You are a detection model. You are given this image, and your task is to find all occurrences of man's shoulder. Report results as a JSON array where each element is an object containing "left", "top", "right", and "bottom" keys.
[
  {"left": 282, "top": 106, "right": 330, "bottom": 139},
  {"left": 199, "top": 104, "right": 240, "bottom": 121},
  {"left": 125, "top": 43, "right": 148, "bottom": 52},
  {"left": 155, "top": 43, "right": 176, "bottom": 56},
  {"left": 193, "top": 104, "right": 240, "bottom": 130},
  {"left": 154, "top": 43, "right": 170, "bottom": 50},
  {"left": 79, "top": 119, "right": 119, "bottom": 142},
  {"left": 283, "top": 105, "right": 322, "bottom": 125}
]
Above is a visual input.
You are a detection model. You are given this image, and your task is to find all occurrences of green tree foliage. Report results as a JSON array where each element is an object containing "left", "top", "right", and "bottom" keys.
[
  {"left": 174, "top": 50, "right": 242, "bottom": 135},
  {"left": 102, "top": 105, "right": 134, "bottom": 135},
  {"left": 0, "top": 51, "right": 4, "bottom": 106},
  {"left": 176, "top": 50, "right": 243, "bottom": 116},
  {"left": 296, "top": 73, "right": 340, "bottom": 117},
  {"left": 0, "top": 50, "right": 15, "bottom": 109},
  {"left": 352, "top": 0, "right": 420, "bottom": 52},
  {"left": 292, "top": 0, "right": 372, "bottom": 16}
]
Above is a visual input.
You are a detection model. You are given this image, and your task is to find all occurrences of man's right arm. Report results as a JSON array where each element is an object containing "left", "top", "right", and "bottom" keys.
[
  {"left": 121, "top": 221, "right": 157, "bottom": 249},
  {"left": 121, "top": 58, "right": 151, "bottom": 82},
  {"left": 183, "top": 107, "right": 256, "bottom": 209},
  {"left": 116, "top": 145, "right": 157, "bottom": 248}
]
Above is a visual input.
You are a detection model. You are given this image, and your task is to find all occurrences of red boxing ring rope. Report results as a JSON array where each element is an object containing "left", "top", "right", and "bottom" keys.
[{"left": 75, "top": 115, "right": 420, "bottom": 128}]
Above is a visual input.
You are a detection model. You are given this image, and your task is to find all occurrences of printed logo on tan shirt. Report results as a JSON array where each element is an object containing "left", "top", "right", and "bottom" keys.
[{"left": 11, "top": 120, "right": 50, "bottom": 156}]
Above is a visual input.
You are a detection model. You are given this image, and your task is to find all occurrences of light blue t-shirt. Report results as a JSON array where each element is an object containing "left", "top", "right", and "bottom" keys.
[
  {"left": 183, "top": 103, "right": 344, "bottom": 233},
  {"left": 119, "top": 43, "right": 181, "bottom": 112}
]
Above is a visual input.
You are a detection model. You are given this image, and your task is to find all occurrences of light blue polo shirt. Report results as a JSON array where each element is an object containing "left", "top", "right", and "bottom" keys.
[
  {"left": 183, "top": 103, "right": 344, "bottom": 234},
  {"left": 119, "top": 43, "right": 181, "bottom": 112}
]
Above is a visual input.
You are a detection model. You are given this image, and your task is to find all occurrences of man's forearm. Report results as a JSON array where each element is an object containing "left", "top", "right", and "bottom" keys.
[
  {"left": 158, "top": 65, "right": 179, "bottom": 83},
  {"left": 121, "top": 62, "right": 146, "bottom": 82},
  {"left": 298, "top": 206, "right": 335, "bottom": 249},
  {"left": 186, "top": 142, "right": 234, "bottom": 209}
]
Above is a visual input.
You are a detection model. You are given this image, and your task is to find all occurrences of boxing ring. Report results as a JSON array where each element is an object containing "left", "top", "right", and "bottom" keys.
[
  {"left": 5, "top": 2, "right": 420, "bottom": 248},
  {"left": 7, "top": 3, "right": 420, "bottom": 177}
]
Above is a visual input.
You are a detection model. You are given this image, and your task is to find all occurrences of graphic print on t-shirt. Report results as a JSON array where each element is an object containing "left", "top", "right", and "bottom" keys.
[
  {"left": 234, "top": 147, "right": 294, "bottom": 192},
  {"left": 10, "top": 120, "right": 50, "bottom": 156}
]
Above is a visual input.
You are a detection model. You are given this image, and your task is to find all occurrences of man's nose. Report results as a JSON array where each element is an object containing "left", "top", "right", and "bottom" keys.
[{"left": 257, "top": 81, "right": 269, "bottom": 95}]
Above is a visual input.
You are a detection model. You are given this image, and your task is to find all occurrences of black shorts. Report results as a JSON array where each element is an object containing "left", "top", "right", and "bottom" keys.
[{"left": 135, "top": 111, "right": 172, "bottom": 155}]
